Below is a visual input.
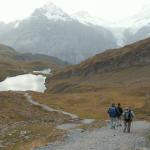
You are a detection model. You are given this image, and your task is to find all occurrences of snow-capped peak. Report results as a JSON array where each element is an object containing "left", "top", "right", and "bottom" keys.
[
  {"left": 42, "top": 3, "right": 67, "bottom": 16},
  {"left": 110, "top": 4, "right": 150, "bottom": 33},
  {"left": 32, "top": 2, "right": 70, "bottom": 21},
  {"left": 72, "top": 11, "right": 110, "bottom": 27},
  {"left": 73, "top": 11, "right": 91, "bottom": 18}
]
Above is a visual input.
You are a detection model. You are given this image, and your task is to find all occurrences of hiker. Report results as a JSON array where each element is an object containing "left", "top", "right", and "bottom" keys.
[
  {"left": 107, "top": 103, "right": 118, "bottom": 129},
  {"left": 116, "top": 103, "right": 123, "bottom": 126},
  {"left": 123, "top": 107, "right": 134, "bottom": 133}
]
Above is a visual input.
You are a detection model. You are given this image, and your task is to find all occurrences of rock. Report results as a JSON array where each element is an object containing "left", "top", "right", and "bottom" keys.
[
  {"left": 0, "top": 140, "right": 5, "bottom": 148},
  {"left": 20, "top": 131, "right": 27, "bottom": 136},
  {"left": 20, "top": 130, "right": 31, "bottom": 138},
  {"left": 135, "top": 147, "right": 150, "bottom": 150},
  {"left": 25, "top": 136, "right": 30, "bottom": 140},
  {"left": 135, "top": 137, "right": 147, "bottom": 149},
  {"left": 0, "top": 145, "right": 5, "bottom": 148}
]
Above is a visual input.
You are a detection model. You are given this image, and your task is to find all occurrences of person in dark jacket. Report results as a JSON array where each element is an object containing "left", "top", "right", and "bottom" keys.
[
  {"left": 116, "top": 103, "right": 123, "bottom": 126},
  {"left": 107, "top": 103, "right": 118, "bottom": 129}
]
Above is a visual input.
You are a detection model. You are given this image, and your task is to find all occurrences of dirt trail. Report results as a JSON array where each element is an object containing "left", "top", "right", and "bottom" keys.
[
  {"left": 35, "top": 121, "right": 150, "bottom": 150},
  {"left": 24, "top": 93, "right": 95, "bottom": 129},
  {"left": 24, "top": 93, "right": 150, "bottom": 150},
  {"left": 24, "top": 93, "right": 78, "bottom": 119}
]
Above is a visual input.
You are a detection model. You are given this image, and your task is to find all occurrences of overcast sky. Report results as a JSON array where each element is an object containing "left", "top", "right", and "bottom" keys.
[{"left": 0, "top": 0, "right": 149, "bottom": 23}]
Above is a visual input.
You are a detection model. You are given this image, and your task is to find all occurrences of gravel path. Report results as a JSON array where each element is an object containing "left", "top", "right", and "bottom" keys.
[
  {"left": 36, "top": 121, "right": 150, "bottom": 150},
  {"left": 24, "top": 93, "right": 95, "bottom": 129},
  {"left": 24, "top": 93, "right": 150, "bottom": 150},
  {"left": 24, "top": 93, "right": 78, "bottom": 119}
]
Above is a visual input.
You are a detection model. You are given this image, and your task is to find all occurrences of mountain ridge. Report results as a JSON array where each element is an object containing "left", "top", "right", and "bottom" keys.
[
  {"left": 0, "top": 2, "right": 150, "bottom": 63},
  {"left": 49, "top": 37, "right": 150, "bottom": 81},
  {"left": 0, "top": 2, "right": 117, "bottom": 64},
  {"left": 31, "top": 2, "right": 70, "bottom": 21},
  {"left": 0, "top": 43, "right": 68, "bottom": 81},
  {"left": 43, "top": 38, "right": 149, "bottom": 97}
]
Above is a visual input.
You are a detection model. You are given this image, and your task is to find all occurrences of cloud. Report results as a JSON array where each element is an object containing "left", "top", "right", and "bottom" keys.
[{"left": 0, "top": 0, "right": 149, "bottom": 22}]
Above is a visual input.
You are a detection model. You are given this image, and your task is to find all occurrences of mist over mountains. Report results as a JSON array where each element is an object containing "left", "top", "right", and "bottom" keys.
[{"left": 0, "top": 2, "right": 150, "bottom": 63}]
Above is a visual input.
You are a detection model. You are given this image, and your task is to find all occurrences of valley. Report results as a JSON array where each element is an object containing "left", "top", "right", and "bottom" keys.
[
  {"left": 0, "top": 44, "right": 67, "bottom": 81},
  {"left": 0, "top": 1, "right": 150, "bottom": 150},
  {"left": 31, "top": 38, "right": 150, "bottom": 121},
  {"left": 0, "top": 37, "right": 149, "bottom": 149},
  {"left": 1, "top": 2, "right": 150, "bottom": 64},
  {"left": 0, "top": 92, "right": 70, "bottom": 150},
  {"left": 0, "top": 44, "right": 71, "bottom": 149}
]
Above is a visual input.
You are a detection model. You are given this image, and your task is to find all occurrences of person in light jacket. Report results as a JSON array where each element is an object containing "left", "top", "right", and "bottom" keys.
[{"left": 123, "top": 107, "right": 135, "bottom": 133}]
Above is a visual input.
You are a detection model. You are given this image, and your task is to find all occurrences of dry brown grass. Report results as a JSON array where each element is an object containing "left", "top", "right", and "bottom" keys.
[
  {"left": 0, "top": 92, "right": 68, "bottom": 124},
  {"left": 43, "top": 39, "right": 150, "bottom": 122},
  {"left": 6, "top": 123, "right": 66, "bottom": 150},
  {"left": 42, "top": 63, "right": 150, "bottom": 120},
  {"left": 0, "top": 92, "right": 70, "bottom": 150},
  {"left": 32, "top": 87, "right": 148, "bottom": 120}
]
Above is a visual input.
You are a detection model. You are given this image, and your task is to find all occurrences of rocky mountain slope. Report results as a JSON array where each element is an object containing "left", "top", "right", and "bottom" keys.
[
  {"left": 47, "top": 38, "right": 150, "bottom": 83},
  {"left": 1, "top": 3, "right": 150, "bottom": 64},
  {"left": 0, "top": 3, "right": 117, "bottom": 64},
  {"left": 73, "top": 6, "right": 150, "bottom": 46},
  {"left": 118, "top": 5, "right": 150, "bottom": 45}
]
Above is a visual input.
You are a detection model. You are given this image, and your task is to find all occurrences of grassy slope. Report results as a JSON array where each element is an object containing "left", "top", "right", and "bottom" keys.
[
  {"left": 32, "top": 65, "right": 150, "bottom": 119},
  {"left": 0, "top": 44, "right": 23, "bottom": 81},
  {"left": 0, "top": 92, "right": 70, "bottom": 150},
  {"left": 0, "top": 44, "right": 70, "bottom": 149},
  {"left": 0, "top": 44, "right": 67, "bottom": 81},
  {"left": 48, "top": 37, "right": 150, "bottom": 79},
  {"left": 0, "top": 39, "right": 150, "bottom": 149},
  {"left": 32, "top": 38, "right": 150, "bottom": 120}
]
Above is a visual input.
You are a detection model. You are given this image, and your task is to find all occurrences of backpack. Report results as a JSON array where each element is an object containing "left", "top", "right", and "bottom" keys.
[
  {"left": 123, "top": 111, "right": 132, "bottom": 121},
  {"left": 108, "top": 107, "right": 117, "bottom": 117}
]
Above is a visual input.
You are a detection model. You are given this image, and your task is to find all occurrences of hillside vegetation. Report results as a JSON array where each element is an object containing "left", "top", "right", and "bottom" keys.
[
  {"left": 32, "top": 38, "right": 150, "bottom": 120},
  {"left": 0, "top": 44, "right": 70, "bottom": 149},
  {"left": 0, "top": 92, "right": 70, "bottom": 150},
  {"left": 0, "top": 44, "right": 67, "bottom": 81}
]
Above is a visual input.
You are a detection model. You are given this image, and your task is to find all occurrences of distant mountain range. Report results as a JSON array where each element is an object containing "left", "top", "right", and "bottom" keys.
[
  {"left": 0, "top": 43, "right": 67, "bottom": 81},
  {"left": 0, "top": 2, "right": 150, "bottom": 63},
  {"left": 0, "top": 3, "right": 117, "bottom": 64},
  {"left": 72, "top": 9, "right": 150, "bottom": 47}
]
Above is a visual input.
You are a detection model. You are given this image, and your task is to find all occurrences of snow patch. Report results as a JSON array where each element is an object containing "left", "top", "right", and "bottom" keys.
[
  {"left": 72, "top": 11, "right": 110, "bottom": 27},
  {"left": 13, "top": 21, "right": 20, "bottom": 28},
  {"left": 33, "top": 68, "right": 51, "bottom": 75},
  {"left": 41, "top": 2, "right": 70, "bottom": 21},
  {"left": 109, "top": 27, "right": 127, "bottom": 46}
]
